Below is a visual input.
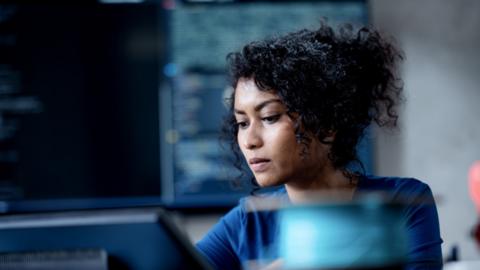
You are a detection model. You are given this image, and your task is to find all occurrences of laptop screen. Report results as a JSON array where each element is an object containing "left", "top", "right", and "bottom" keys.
[{"left": 0, "top": 207, "right": 212, "bottom": 270}]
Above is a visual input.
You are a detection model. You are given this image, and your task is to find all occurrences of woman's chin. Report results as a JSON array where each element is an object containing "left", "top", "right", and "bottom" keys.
[{"left": 254, "top": 175, "right": 283, "bottom": 188}]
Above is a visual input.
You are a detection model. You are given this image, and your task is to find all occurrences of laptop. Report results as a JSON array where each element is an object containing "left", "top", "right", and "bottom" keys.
[{"left": 0, "top": 207, "right": 213, "bottom": 270}]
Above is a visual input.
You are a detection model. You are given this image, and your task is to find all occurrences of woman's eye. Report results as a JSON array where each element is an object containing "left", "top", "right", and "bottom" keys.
[
  {"left": 262, "top": 114, "right": 280, "bottom": 124},
  {"left": 236, "top": 121, "right": 248, "bottom": 129}
]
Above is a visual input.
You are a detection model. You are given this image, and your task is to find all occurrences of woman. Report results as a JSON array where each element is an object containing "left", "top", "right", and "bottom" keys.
[{"left": 196, "top": 22, "right": 443, "bottom": 270}]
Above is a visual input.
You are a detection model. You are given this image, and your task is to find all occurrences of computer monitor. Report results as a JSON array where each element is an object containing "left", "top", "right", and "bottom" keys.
[
  {"left": 0, "top": 207, "right": 212, "bottom": 270},
  {"left": 0, "top": 0, "right": 370, "bottom": 210}
]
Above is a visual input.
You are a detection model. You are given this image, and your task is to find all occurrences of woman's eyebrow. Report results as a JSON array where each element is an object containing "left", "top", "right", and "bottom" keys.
[{"left": 234, "top": 99, "right": 283, "bottom": 115}]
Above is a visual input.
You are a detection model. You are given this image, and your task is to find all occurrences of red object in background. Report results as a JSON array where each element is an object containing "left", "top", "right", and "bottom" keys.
[
  {"left": 469, "top": 161, "right": 480, "bottom": 212},
  {"left": 469, "top": 161, "right": 480, "bottom": 246}
]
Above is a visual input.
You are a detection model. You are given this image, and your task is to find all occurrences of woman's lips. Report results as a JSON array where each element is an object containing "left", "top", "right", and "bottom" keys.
[{"left": 249, "top": 158, "right": 271, "bottom": 173}]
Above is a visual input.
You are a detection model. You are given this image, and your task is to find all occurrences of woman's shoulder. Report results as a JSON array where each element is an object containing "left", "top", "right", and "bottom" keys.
[
  {"left": 358, "top": 175, "right": 436, "bottom": 206},
  {"left": 359, "top": 175, "right": 431, "bottom": 193}
]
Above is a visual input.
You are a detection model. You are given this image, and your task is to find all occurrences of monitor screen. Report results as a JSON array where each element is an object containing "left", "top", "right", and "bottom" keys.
[
  {"left": 0, "top": 1, "right": 165, "bottom": 201},
  {"left": 0, "top": 207, "right": 212, "bottom": 270},
  {"left": 162, "top": 0, "right": 371, "bottom": 205},
  {"left": 0, "top": 0, "right": 370, "bottom": 210}
]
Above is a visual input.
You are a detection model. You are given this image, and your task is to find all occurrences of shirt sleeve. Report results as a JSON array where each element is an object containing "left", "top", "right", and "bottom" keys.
[
  {"left": 196, "top": 205, "right": 244, "bottom": 270},
  {"left": 401, "top": 180, "right": 443, "bottom": 270}
]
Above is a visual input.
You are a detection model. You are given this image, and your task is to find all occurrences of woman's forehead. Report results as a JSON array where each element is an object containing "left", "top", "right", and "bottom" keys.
[{"left": 234, "top": 78, "right": 281, "bottom": 109}]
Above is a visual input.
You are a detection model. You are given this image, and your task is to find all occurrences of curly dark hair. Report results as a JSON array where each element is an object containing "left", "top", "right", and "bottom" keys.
[{"left": 222, "top": 22, "right": 403, "bottom": 187}]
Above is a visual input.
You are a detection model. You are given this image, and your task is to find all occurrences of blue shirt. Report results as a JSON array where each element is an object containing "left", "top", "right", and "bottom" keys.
[{"left": 197, "top": 176, "right": 443, "bottom": 269}]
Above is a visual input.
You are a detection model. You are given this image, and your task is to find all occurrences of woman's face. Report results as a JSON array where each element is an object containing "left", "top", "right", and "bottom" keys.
[{"left": 234, "top": 78, "right": 330, "bottom": 187}]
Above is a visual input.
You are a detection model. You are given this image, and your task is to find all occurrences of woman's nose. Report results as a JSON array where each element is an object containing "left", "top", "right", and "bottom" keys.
[{"left": 243, "top": 124, "right": 263, "bottom": 150}]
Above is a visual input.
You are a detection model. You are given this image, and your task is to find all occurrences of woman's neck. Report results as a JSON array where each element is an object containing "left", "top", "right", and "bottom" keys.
[{"left": 284, "top": 168, "right": 358, "bottom": 204}]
